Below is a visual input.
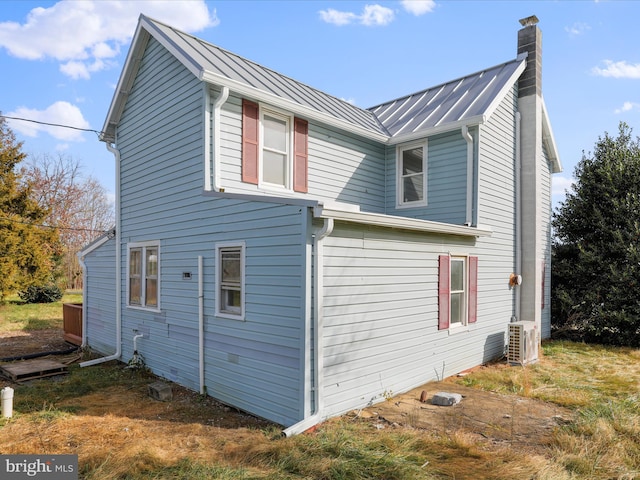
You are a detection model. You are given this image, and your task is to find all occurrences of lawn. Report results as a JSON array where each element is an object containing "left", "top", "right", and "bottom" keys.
[{"left": 1, "top": 297, "right": 639, "bottom": 479}]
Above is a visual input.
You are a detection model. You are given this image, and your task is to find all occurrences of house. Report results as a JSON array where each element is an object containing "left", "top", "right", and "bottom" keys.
[{"left": 79, "top": 14, "right": 561, "bottom": 434}]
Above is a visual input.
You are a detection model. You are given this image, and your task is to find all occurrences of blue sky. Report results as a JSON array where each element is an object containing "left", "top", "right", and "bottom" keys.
[{"left": 1, "top": 0, "right": 639, "bottom": 210}]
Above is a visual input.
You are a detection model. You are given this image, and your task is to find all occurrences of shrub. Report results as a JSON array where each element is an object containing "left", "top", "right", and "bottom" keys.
[{"left": 18, "top": 284, "right": 63, "bottom": 304}]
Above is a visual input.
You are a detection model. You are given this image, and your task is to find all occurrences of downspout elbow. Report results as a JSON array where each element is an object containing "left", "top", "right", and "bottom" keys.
[{"left": 282, "top": 217, "right": 333, "bottom": 437}]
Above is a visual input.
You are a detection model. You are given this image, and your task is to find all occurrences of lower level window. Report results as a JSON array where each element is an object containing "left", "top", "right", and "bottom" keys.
[
  {"left": 128, "top": 242, "right": 159, "bottom": 309},
  {"left": 438, "top": 254, "right": 478, "bottom": 330},
  {"left": 216, "top": 242, "right": 245, "bottom": 320}
]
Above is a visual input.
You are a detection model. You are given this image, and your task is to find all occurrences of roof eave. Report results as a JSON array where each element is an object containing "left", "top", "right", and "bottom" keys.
[
  {"left": 541, "top": 97, "right": 562, "bottom": 173},
  {"left": 201, "top": 71, "right": 389, "bottom": 143},
  {"left": 100, "top": 16, "right": 152, "bottom": 144},
  {"left": 387, "top": 115, "right": 486, "bottom": 145},
  {"left": 313, "top": 204, "right": 492, "bottom": 237}
]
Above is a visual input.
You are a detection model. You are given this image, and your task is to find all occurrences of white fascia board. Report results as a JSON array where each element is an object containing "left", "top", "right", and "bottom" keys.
[
  {"left": 481, "top": 57, "right": 527, "bottom": 126},
  {"left": 101, "top": 21, "right": 151, "bottom": 143},
  {"left": 78, "top": 229, "right": 116, "bottom": 258},
  {"left": 541, "top": 97, "right": 562, "bottom": 173},
  {"left": 201, "top": 71, "right": 390, "bottom": 144},
  {"left": 313, "top": 205, "right": 492, "bottom": 237},
  {"left": 387, "top": 115, "right": 486, "bottom": 145}
]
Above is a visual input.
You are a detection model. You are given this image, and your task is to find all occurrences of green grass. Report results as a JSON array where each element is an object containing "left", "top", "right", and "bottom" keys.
[{"left": 0, "top": 290, "right": 81, "bottom": 332}]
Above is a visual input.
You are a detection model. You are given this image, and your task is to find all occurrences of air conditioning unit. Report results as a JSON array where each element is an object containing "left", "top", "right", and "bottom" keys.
[{"left": 508, "top": 321, "right": 539, "bottom": 365}]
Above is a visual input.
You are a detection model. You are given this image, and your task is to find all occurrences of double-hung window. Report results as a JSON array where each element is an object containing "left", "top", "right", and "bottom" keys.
[
  {"left": 397, "top": 142, "right": 427, "bottom": 207},
  {"left": 242, "top": 99, "right": 308, "bottom": 193},
  {"left": 128, "top": 242, "right": 160, "bottom": 310},
  {"left": 438, "top": 254, "right": 478, "bottom": 330},
  {"left": 216, "top": 242, "right": 245, "bottom": 320}
]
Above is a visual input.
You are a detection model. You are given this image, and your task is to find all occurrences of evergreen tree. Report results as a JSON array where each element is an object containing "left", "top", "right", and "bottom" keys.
[
  {"left": 552, "top": 122, "right": 640, "bottom": 346},
  {"left": 0, "top": 116, "right": 61, "bottom": 301}
]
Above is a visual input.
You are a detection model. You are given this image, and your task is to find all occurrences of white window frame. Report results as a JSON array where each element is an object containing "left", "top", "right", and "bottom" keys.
[
  {"left": 127, "top": 241, "right": 161, "bottom": 311},
  {"left": 396, "top": 140, "right": 428, "bottom": 208},
  {"left": 258, "top": 105, "right": 294, "bottom": 192},
  {"left": 215, "top": 241, "right": 246, "bottom": 320},
  {"left": 449, "top": 255, "right": 468, "bottom": 328}
]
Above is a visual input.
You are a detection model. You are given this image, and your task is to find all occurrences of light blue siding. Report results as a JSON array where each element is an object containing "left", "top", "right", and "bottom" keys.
[
  {"left": 386, "top": 130, "right": 468, "bottom": 223},
  {"left": 82, "top": 236, "right": 117, "bottom": 355},
  {"left": 95, "top": 37, "right": 310, "bottom": 427},
  {"left": 213, "top": 89, "right": 386, "bottom": 213}
]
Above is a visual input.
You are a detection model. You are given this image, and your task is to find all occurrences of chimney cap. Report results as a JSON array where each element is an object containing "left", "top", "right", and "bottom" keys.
[{"left": 519, "top": 15, "right": 539, "bottom": 27}]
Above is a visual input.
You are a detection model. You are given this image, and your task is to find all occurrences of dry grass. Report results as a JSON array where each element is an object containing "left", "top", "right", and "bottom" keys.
[{"left": 1, "top": 296, "right": 639, "bottom": 480}]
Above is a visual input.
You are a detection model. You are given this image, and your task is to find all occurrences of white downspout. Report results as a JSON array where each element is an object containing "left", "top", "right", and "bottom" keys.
[
  {"left": 282, "top": 216, "right": 334, "bottom": 437},
  {"left": 514, "top": 111, "right": 522, "bottom": 321},
  {"left": 206, "top": 85, "right": 229, "bottom": 192},
  {"left": 198, "top": 255, "right": 205, "bottom": 395},
  {"left": 78, "top": 253, "right": 88, "bottom": 348},
  {"left": 462, "top": 126, "right": 474, "bottom": 226},
  {"left": 81, "top": 142, "right": 122, "bottom": 367}
]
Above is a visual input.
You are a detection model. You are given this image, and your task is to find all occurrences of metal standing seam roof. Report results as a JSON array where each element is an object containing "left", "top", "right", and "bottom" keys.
[
  {"left": 142, "top": 16, "right": 388, "bottom": 136},
  {"left": 368, "top": 56, "right": 527, "bottom": 138},
  {"left": 104, "top": 15, "right": 529, "bottom": 145}
]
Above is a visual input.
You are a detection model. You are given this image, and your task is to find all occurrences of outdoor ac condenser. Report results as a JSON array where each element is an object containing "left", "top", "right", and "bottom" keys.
[{"left": 508, "top": 321, "right": 539, "bottom": 366}]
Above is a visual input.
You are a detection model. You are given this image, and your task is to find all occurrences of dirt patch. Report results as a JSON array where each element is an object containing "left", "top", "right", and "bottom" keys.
[
  {"left": 0, "top": 328, "right": 74, "bottom": 359},
  {"left": 349, "top": 378, "right": 571, "bottom": 453}
]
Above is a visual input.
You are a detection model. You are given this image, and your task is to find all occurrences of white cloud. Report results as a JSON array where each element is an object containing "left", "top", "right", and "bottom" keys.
[
  {"left": 614, "top": 101, "right": 640, "bottom": 114},
  {"left": 592, "top": 60, "right": 640, "bottom": 79},
  {"left": 401, "top": 0, "right": 436, "bottom": 15},
  {"left": 318, "top": 8, "right": 358, "bottom": 26},
  {"left": 552, "top": 175, "right": 575, "bottom": 198},
  {"left": 6, "top": 101, "right": 91, "bottom": 141},
  {"left": 361, "top": 5, "right": 395, "bottom": 26},
  {"left": 319, "top": 4, "right": 394, "bottom": 26},
  {"left": 564, "top": 22, "right": 590, "bottom": 36},
  {"left": 0, "top": 0, "right": 219, "bottom": 79}
]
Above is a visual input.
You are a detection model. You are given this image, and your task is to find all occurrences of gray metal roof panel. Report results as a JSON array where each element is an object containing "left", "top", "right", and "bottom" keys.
[
  {"left": 144, "top": 17, "right": 387, "bottom": 135},
  {"left": 368, "top": 57, "right": 526, "bottom": 138}
]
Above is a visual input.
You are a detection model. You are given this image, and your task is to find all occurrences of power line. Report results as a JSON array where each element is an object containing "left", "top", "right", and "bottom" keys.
[
  {"left": 0, "top": 215, "right": 111, "bottom": 234},
  {"left": 0, "top": 115, "right": 103, "bottom": 137}
]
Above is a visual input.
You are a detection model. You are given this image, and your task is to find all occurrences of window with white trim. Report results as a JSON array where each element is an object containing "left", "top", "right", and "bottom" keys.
[
  {"left": 242, "top": 99, "right": 308, "bottom": 193},
  {"left": 261, "top": 109, "right": 291, "bottom": 188},
  {"left": 128, "top": 242, "right": 160, "bottom": 310},
  {"left": 397, "top": 142, "right": 427, "bottom": 207},
  {"left": 216, "top": 242, "right": 245, "bottom": 320},
  {"left": 438, "top": 254, "right": 478, "bottom": 330}
]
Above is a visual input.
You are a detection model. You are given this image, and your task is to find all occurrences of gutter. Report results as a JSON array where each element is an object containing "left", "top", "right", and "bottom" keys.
[
  {"left": 283, "top": 217, "right": 334, "bottom": 437},
  {"left": 81, "top": 142, "right": 123, "bottom": 367}
]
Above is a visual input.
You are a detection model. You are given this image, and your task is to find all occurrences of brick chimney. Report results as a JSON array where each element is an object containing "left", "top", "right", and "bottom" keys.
[{"left": 517, "top": 15, "right": 542, "bottom": 98}]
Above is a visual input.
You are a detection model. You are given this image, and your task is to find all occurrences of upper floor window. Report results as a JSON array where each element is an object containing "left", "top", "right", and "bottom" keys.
[
  {"left": 242, "top": 99, "right": 308, "bottom": 193},
  {"left": 397, "top": 142, "right": 427, "bottom": 207},
  {"left": 128, "top": 241, "right": 160, "bottom": 310}
]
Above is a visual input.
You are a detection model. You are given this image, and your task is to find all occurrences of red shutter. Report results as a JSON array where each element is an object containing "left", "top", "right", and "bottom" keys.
[
  {"left": 293, "top": 117, "right": 308, "bottom": 193},
  {"left": 468, "top": 256, "right": 478, "bottom": 324},
  {"left": 438, "top": 255, "right": 450, "bottom": 330},
  {"left": 242, "top": 99, "right": 259, "bottom": 184}
]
